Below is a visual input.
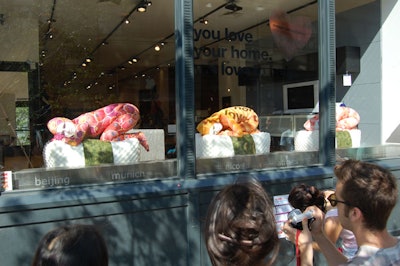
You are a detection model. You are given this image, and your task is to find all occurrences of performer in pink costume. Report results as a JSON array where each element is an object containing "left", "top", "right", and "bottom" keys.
[{"left": 47, "top": 103, "right": 149, "bottom": 151}]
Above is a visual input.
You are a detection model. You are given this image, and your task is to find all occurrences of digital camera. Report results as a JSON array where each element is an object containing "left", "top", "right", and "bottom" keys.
[{"left": 287, "top": 209, "right": 314, "bottom": 230}]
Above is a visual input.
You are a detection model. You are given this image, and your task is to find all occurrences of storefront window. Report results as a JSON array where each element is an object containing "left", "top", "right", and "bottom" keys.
[
  {"left": 1, "top": 0, "right": 177, "bottom": 189},
  {"left": 334, "top": 0, "right": 400, "bottom": 161},
  {"left": 0, "top": 1, "right": 400, "bottom": 188},
  {"left": 194, "top": 0, "right": 400, "bottom": 174},
  {"left": 194, "top": 0, "right": 320, "bottom": 172}
]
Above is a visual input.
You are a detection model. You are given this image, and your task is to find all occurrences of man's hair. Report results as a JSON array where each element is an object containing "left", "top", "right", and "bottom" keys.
[
  {"left": 288, "top": 184, "right": 326, "bottom": 213},
  {"left": 334, "top": 159, "right": 398, "bottom": 230},
  {"left": 204, "top": 179, "right": 279, "bottom": 266},
  {"left": 32, "top": 224, "right": 108, "bottom": 266}
]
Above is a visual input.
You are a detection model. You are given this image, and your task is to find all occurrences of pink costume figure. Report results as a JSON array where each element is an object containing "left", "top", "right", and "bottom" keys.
[
  {"left": 304, "top": 104, "right": 360, "bottom": 131},
  {"left": 47, "top": 103, "right": 149, "bottom": 151}
]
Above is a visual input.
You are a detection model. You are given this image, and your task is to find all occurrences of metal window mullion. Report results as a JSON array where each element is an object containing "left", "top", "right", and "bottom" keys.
[
  {"left": 175, "top": 0, "right": 196, "bottom": 179},
  {"left": 318, "top": 0, "right": 336, "bottom": 166}
]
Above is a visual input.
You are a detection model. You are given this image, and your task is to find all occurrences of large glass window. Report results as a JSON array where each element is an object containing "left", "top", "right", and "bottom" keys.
[
  {"left": 193, "top": 0, "right": 400, "bottom": 174},
  {"left": 193, "top": 1, "right": 321, "bottom": 173},
  {"left": 1, "top": 0, "right": 177, "bottom": 189}
]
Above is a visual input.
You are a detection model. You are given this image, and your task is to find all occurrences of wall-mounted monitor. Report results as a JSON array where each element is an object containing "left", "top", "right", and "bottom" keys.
[{"left": 283, "top": 80, "right": 319, "bottom": 114}]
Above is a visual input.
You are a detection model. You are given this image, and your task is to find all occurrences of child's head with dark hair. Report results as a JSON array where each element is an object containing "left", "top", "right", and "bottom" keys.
[{"left": 32, "top": 224, "right": 108, "bottom": 266}]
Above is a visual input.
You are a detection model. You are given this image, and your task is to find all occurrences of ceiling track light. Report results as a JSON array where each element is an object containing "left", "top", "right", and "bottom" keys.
[
  {"left": 154, "top": 42, "right": 165, "bottom": 52},
  {"left": 137, "top": 0, "right": 152, "bottom": 12},
  {"left": 200, "top": 17, "right": 208, "bottom": 25},
  {"left": 225, "top": 1, "right": 243, "bottom": 12},
  {"left": 128, "top": 57, "right": 139, "bottom": 64}
]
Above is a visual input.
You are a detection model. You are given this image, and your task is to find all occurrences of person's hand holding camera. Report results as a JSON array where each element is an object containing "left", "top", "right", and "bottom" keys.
[
  {"left": 283, "top": 211, "right": 314, "bottom": 266},
  {"left": 304, "top": 206, "right": 325, "bottom": 237}
]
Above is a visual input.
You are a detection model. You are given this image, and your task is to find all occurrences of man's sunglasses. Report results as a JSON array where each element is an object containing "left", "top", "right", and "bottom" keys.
[{"left": 327, "top": 193, "right": 351, "bottom": 207}]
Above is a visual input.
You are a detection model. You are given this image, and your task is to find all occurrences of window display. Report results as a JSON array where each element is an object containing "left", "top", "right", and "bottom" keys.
[{"left": 0, "top": 0, "right": 399, "bottom": 189}]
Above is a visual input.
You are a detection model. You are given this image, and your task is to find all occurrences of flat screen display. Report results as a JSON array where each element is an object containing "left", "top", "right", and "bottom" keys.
[{"left": 283, "top": 80, "right": 319, "bottom": 114}]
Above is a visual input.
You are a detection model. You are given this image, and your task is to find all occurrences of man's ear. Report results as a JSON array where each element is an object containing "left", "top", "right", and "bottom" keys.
[{"left": 349, "top": 206, "right": 364, "bottom": 223}]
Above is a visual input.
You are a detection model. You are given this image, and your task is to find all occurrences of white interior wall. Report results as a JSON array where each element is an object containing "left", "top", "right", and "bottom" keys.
[{"left": 337, "top": 1, "right": 382, "bottom": 146}]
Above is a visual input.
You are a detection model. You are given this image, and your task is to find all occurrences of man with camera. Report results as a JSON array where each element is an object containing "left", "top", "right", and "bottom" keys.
[{"left": 283, "top": 159, "right": 400, "bottom": 265}]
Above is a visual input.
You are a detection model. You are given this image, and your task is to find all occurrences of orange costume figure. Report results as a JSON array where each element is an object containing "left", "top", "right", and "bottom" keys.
[
  {"left": 47, "top": 103, "right": 149, "bottom": 151},
  {"left": 197, "top": 106, "right": 259, "bottom": 137}
]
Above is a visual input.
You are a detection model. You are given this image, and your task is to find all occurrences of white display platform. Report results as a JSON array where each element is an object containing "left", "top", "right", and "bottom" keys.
[
  {"left": 44, "top": 138, "right": 140, "bottom": 168},
  {"left": 44, "top": 129, "right": 166, "bottom": 168},
  {"left": 294, "top": 129, "right": 361, "bottom": 151},
  {"left": 196, "top": 132, "right": 270, "bottom": 158},
  {"left": 129, "top": 129, "right": 165, "bottom": 161}
]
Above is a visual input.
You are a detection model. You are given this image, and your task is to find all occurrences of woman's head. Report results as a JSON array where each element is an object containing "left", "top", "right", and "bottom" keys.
[
  {"left": 32, "top": 224, "right": 108, "bottom": 266},
  {"left": 204, "top": 179, "right": 279, "bottom": 266},
  {"left": 288, "top": 184, "right": 326, "bottom": 213}
]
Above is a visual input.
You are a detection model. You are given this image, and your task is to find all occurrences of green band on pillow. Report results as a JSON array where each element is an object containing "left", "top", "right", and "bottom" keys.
[
  {"left": 83, "top": 139, "right": 114, "bottom": 166},
  {"left": 231, "top": 134, "right": 256, "bottom": 155},
  {"left": 336, "top": 131, "right": 352, "bottom": 148}
]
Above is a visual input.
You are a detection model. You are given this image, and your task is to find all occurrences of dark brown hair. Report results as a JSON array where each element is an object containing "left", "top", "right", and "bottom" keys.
[
  {"left": 288, "top": 184, "right": 326, "bottom": 213},
  {"left": 334, "top": 159, "right": 398, "bottom": 230},
  {"left": 32, "top": 224, "right": 108, "bottom": 266},
  {"left": 204, "top": 179, "right": 279, "bottom": 266}
]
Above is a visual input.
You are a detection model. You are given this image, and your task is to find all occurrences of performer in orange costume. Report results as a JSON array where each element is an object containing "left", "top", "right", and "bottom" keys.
[{"left": 197, "top": 106, "right": 259, "bottom": 137}]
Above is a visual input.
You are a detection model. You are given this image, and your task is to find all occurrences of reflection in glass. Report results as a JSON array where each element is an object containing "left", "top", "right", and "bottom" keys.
[{"left": 0, "top": 0, "right": 398, "bottom": 180}]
